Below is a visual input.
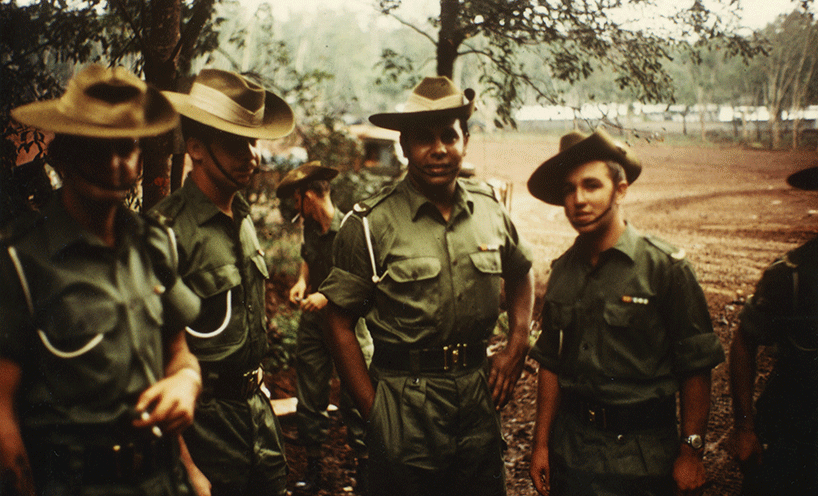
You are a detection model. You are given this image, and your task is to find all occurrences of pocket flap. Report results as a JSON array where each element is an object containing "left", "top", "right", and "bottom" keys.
[
  {"left": 387, "top": 257, "right": 441, "bottom": 283},
  {"left": 469, "top": 251, "right": 502, "bottom": 274},
  {"left": 185, "top": 264, "right": 242, "bottom": 299}
]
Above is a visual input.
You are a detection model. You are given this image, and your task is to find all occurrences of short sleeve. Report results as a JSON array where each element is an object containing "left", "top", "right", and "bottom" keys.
[
  {"left": 665, "top": 260, "right": 725, "bottom": 374},
  {"left": 739, "top": 257, "right": 794, "bottom": 346},
  {"left": 145, "top": 224, "right": 201, "bottom": 331},
  {"left": 500, "top": 207, "right": 533, "bottom": 283},
  {"left": 318, "top": 214, "right": 376, "bottom": 316}
]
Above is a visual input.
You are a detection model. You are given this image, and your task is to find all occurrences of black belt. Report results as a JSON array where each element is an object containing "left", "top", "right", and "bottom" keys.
[
  {"left": 201, "top": 366, "right": 262, "bottom": 401},
  {"left": 28, "top": 434, "right": 171, "bottom": 484},
  {"left": 372, "top": 341, "right": 486, "bottom": 373},
  {"left": 561, "top": 391, "right": 677, "bottom": 433}
]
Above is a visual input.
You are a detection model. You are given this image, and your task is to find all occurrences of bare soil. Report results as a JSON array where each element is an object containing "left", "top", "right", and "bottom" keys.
[{"left": 276, "top": 134, "right": 818, "bottom": 495}]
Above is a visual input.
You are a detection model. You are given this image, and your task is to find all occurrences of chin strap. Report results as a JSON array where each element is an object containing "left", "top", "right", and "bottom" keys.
[{"left": 205, "top": 142, "right": 243, "bottom": 188}]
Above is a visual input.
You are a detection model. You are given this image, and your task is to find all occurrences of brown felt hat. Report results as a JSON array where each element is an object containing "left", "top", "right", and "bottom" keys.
[
  {"left": 527, "top": 128, "right": 642, "bottom": 206},
  {"left": 787, "top": 166, "right": 818, "bottom": 191},
  {"left": 11, "top": 64, "right": 178, "bottom": 138},
  {"left": 163, "top": 69, "right": 294, "bottom": 140},
  {"left": 276, "top": 161, "right": 339, "bottom": 199},
  {"left": 369, "top": 76, "right": 475, "bottom": 131}
]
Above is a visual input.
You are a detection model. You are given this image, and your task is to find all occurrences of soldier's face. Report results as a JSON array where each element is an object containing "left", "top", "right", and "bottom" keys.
[
  {"left": 402, "top": 118, "right": 468, "bottom": 192},
  {"left": 562, "top": 160, "right": 626, "bottom": 234},
  {"left": 200, "top": 133, "right": 261, "bottom": 190},
  {"left": 63, "top": 138, "right": 142, "bottom": 205}
]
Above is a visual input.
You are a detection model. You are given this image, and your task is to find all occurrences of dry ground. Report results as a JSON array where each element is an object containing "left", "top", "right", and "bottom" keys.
[{"left": 279, "top": 133, "right": 818, "bottom": 495}]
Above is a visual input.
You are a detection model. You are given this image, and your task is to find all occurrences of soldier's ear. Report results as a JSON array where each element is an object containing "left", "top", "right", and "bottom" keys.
[
  {"left": 186, "top": 137, "right": 206, "bottom": 161},
  {"left": 614, "top": 180, "right": 628, "bottom": 204}
]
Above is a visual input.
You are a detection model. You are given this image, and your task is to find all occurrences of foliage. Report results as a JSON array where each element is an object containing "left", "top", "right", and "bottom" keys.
[
  {"left": 263, "top": 304, "right": 300, "bottom": 372},
  {"left": 377, "top": 0, "right": 766, "bottom": 128}
]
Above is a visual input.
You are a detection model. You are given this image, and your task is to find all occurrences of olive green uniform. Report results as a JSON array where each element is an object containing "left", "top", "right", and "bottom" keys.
[
  {"left": 320, "top": 177, "right": 532, "bottom": 496},
  {"left": 737, "top": 235, "right": 818, "bottom": 495},
  {"left": 0, "top": 192, "right": 199, "bottom": 494},
  {"left": 295, "top": 208, "right": 371, "bottom": 454},
  {"left": 152, "top": 180, "right": 287, "bottom": 496},
  {"left": 530, "top": 224, "right": 724, "bottom": 495}
]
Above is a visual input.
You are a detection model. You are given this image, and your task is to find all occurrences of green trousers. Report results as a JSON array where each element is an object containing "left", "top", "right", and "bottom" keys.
[{"left": 295, "top": 311, "right": 372, "bottom": 454}]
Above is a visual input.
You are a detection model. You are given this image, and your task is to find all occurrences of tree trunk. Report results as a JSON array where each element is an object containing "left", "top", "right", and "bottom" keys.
[
  {"left": 437, "top": 0, "right": 461, "bottom": 78},
  {"left": 141, "top": 0, "right": 181, "bottom": 211}
]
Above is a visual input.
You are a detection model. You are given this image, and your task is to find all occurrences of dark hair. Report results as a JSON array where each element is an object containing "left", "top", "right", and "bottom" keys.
[
  {"left": 180, "top": 115, "right": 221, "bottom": 144},
  {"left": 300, "top": 179, "right": 331, "bottom": 197}
]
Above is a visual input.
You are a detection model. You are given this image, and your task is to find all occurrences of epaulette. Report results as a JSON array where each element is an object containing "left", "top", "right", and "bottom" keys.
[
  {"left": 349, "top": 182, "right": 399, "bottom": 217},
  {"left": 460, "top": 177, "right": 499, "bottom": 202},
  {"left": 645, "top": 234, "right": 686, "bottom": 261},
  {"left": 145, "top": 209, "right": 174, "bottom": 229}
]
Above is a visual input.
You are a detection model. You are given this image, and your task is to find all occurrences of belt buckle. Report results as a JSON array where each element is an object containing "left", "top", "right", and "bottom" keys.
[
  {"left": 586, "top": 405, "right": 608, "bottom": 430},
  {"left": 443, "top": 344, "right": 465, "bottom": 371}
]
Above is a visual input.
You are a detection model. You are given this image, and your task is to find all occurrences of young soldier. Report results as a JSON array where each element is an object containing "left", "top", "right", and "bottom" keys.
[
  {"left": 729, "top": 165, "right": 818, "bottom": 496},
  {"left": 1, "top": 64, "right": 202, "bottom": 495},
  {"left": 320, "top": 76, "right": 535, "bottom": 496},
  {"left": 276, "top": 162, "right": 371, "bottom": 493},
  {"left": 527, "top": 129, "right": 725, "bottom": 496},
  {"left": 153, "top": 69, "right": 294, "bottom": 496}
]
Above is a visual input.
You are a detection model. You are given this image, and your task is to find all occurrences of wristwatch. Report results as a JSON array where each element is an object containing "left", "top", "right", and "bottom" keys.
[{"left": 682, "top": 434, "right": 704, "bottom": 450}]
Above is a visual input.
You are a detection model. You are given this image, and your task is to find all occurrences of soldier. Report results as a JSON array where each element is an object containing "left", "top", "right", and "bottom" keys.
[
  {"left": 527, "top": 129, "right": 725, "bottom": 496},
  {"left": 319, "top": 76, "right": 536, "bottom": 496},
  {"left": 276, "top": 162, "right": 372, "bottom": 493},
  {"left": 729, "top": 165, "right": 818, "bottom": 495},
  {"left": 153, "top": 69, "right": 294, "bottom": 496},
  {"left": 0, "top": 64, "right": 202, "bottom": 495}
]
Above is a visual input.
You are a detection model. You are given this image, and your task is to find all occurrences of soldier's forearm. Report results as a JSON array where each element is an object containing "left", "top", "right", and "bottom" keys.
[
  {"left": 728, "top": 327, "right": 758, "bottom": 431},
  {"left": 505, "top": 269, "right": 535, "bottom": 355}
]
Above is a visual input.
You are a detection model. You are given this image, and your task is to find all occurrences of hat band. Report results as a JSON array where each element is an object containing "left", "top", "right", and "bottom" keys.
[
  {"left": 188, "top": 82, "right": 264, "bottom": 127},
  {"left": 403, "top": 93, "right": 467, "bottom": 113},
  {"left": 56, "top": 92, "right": 146, "bottom": 129}
]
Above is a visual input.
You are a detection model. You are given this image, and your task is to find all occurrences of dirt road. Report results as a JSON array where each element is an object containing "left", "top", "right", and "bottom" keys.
[{"left": 282, "top": 134, "right": 818, "bottom": 495}]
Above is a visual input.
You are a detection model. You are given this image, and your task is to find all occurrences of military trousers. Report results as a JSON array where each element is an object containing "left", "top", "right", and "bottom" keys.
[
  {"left": 182, "top": 388, "right": 287, "bottom": 496},
  {"left": 295, "top": 311, "right": 371, "bottom": 454},
  {"left": 365, "top": 364, "right": 506, "bottom": 496}
]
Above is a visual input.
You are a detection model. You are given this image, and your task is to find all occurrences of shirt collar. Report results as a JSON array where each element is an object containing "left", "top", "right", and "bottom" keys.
[
  {"left": 608, "top": 222, "right": 639, "bottom": 262},
  {"left": 43, "top": 190, "right": 142, "bottom": 258},
  {"left": 181, "top": 179, "right": 250, "bottom": 225},
  {"left": 400, "top": 177, "right": 475, "bottom": 222}
]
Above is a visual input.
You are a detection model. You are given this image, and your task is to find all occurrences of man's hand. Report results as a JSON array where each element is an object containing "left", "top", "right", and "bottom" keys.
[
  {"left": 487, "top": 341, "right": 528, "bottom": 410},
  {"left": 289, "top": 279, "right": 307, "bottom": 304},
  {"left": 733, "top": 428, "right": 763, "bottom": 470},
  {"left": 529, "top": 445, "right": 552, "bottom": 495},
  {"left": 673, "top": 448, "right": 707, "bottom": 496},
  {"left": 133, "top": 368, "right": 200, "bottom": 435},
  {"left": 300, "top": 292, "right": 328, "bottom": 312}
]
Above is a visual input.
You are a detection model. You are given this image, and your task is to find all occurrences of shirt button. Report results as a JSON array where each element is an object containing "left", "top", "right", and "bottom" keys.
[{"left": 582, "top": 342, "right": 590, "bottom": 351}]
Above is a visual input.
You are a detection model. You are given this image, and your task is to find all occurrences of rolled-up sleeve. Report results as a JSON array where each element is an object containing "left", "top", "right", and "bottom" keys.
[
  {"left": 319, "top": 214, "right": 376, "bottom": 316},
  {"left": 667, "top": 260, "right": 725, "bottom": 374}
]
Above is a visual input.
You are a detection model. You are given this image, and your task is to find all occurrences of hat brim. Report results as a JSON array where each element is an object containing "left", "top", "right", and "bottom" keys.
[
  {"left": 369, "top": 101, "right": 474, "bottom": 131},
  {"left": 275, "top": 166, "right": 339, "bottom": 199},
  {"left": 163, "top": 90, "right": 294, "bottom": 140},
  {"left": 11, "top": 86, "right": 179, "bottom": 139},
  {"left": 527, "top": 132, "right": 642, "bottom": 206},
  {"left": 787, "top": 166, "right": 818, "bottom": 191}
]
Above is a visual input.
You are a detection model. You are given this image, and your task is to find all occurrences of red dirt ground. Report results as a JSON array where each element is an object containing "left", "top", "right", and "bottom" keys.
[{"left": 276, "top": 133, "right": 818, "bottom": 495}]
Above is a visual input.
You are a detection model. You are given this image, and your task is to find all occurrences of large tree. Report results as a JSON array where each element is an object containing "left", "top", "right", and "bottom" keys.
[
  {"left": 377, "top": 0, "right": 761, "bottom": 127},
  {"left": 1, "top": 0, "right": 220, "bottom": 219}
]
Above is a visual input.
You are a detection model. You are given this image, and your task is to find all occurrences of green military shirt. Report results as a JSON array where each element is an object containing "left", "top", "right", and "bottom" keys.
[
  {"left": 320, "top": 177, "right": 532, "bottom": 347},
  {"left": 151, "top": 180, "right": 269, "bottom": 373},
  {"left": 301, "top": 206, "right": 342, "bottom": 290},
  {"left": 530, "top": 224, "right": 724, "bottom": 405},
  {"left": 0, "top": 192, "right": 198, "bottom": 430}
]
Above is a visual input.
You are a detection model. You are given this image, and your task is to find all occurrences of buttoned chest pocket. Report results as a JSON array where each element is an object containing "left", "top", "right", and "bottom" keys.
[
  {"left": 601, "top": 298, "right": 664, "bottom": 378},
  {"left": 184, "top": 264, "right": 245, "bottom": 352},
  {"left": 467, "top": 250, "right": 504, "bottom": 322},
  {"left": 380, "top": 257, "right": 441, "bottom": 331}
]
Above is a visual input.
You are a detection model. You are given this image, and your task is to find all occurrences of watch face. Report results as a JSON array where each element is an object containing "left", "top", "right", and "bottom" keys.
[{"left": 686, "top": 434, "right": 704, "bottom": 450}]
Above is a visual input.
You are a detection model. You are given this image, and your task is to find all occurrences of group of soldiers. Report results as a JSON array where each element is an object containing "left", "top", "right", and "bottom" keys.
[{"left": 0, "top": 64, "right": 814, "bottom": 496}]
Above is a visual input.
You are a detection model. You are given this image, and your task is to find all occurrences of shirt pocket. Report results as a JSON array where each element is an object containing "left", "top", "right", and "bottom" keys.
[
  {"left": 184, "top": 265, "right": 245, "bottom": 352},
  {"left": 381, "top": 257, "right": 441, "bottom": 331},
  {"left": 467, "top": 250, "right": 504, "bottom": 326},
  {"left": 600, "top": 298, "right": 664, "bottom": 378}
]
